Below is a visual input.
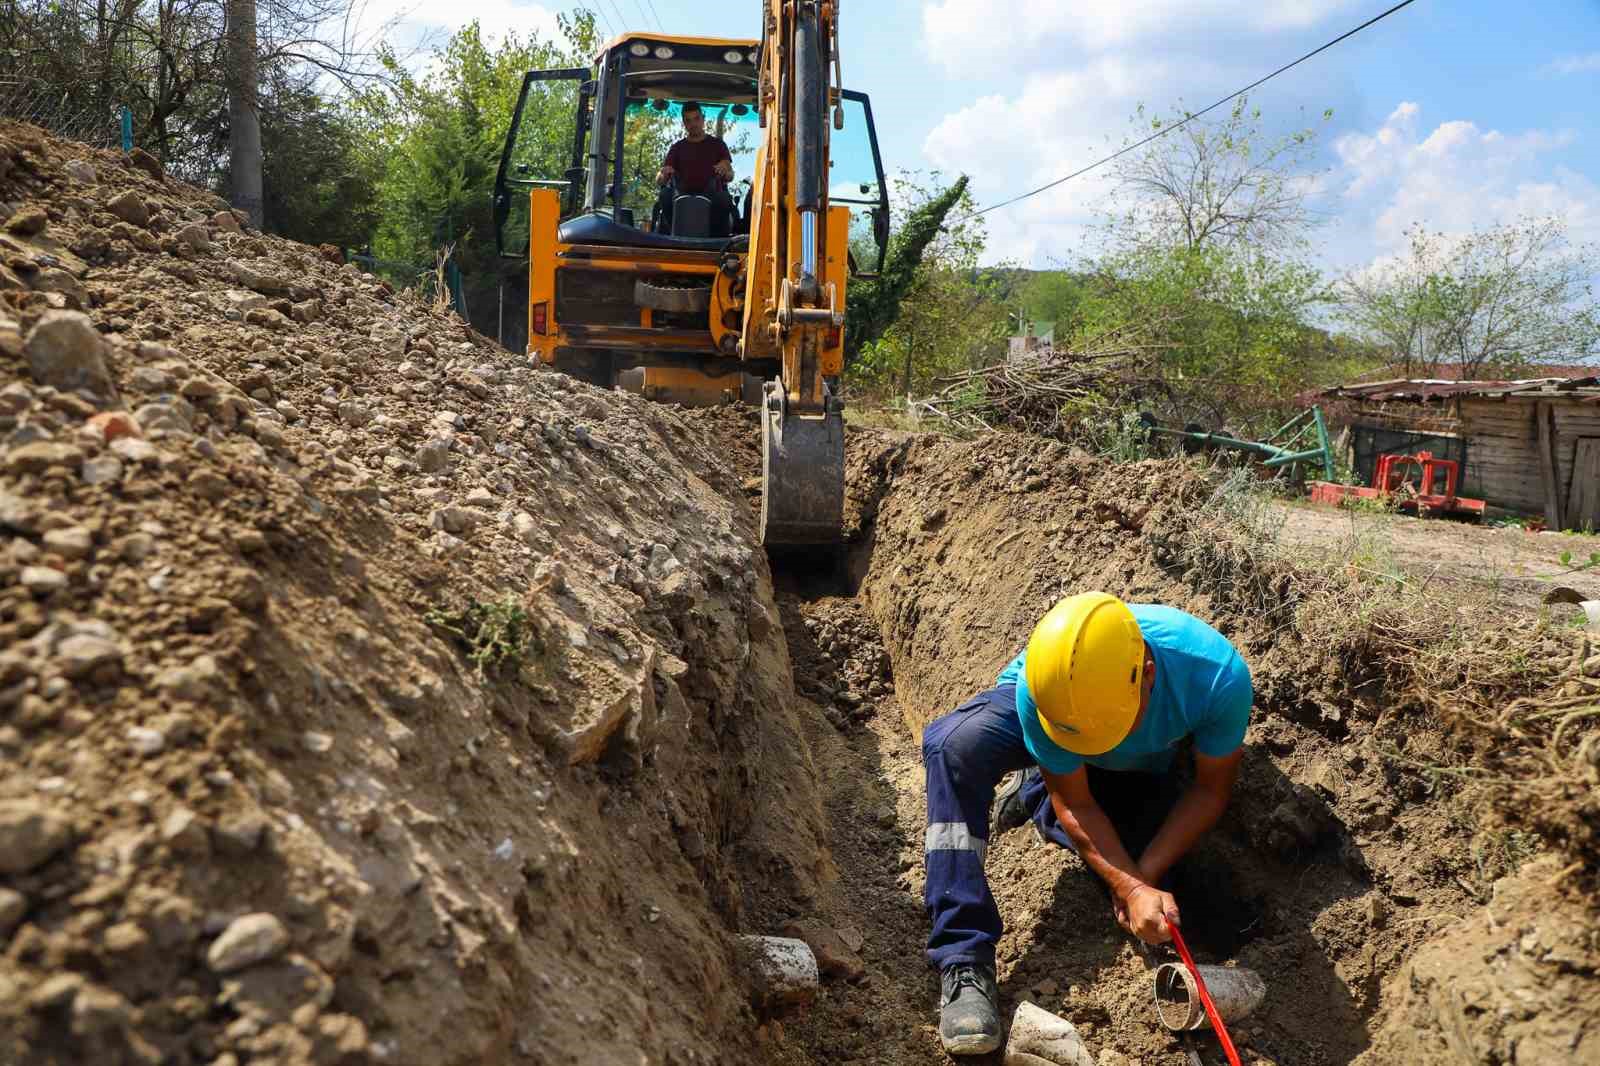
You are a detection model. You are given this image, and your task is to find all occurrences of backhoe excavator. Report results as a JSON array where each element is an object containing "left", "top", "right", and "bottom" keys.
[{"left": 491, "top": 0, "right": 888, "bottom": 545}]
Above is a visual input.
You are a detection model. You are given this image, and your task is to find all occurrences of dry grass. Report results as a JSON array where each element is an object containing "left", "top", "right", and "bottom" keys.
[{"left": 1169, "top": 467, "right": 1600, "bottom": 875}]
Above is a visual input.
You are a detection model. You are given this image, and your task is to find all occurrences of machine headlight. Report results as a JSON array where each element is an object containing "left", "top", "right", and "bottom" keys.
[
  {"left": 747, "top": 50, "right": 759, "bottom": 64},
  {"left": 724, "top": 49, "right": 746, "bottom": 64},
  {"left": 629, "top": 42, "right": 650, "bottom": 57},
  {"left": 653, "top": 45, "right": 674, "bottom": 59}
]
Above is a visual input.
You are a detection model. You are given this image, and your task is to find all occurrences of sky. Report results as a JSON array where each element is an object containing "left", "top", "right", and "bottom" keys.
[{"left": 347, "top": 0, "right": 1600, "bottom": 274}]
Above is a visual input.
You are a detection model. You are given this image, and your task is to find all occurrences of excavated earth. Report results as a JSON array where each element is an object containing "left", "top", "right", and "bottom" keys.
[{"left": 2, "top": 120, "right": 1598, "bottom": 1066}]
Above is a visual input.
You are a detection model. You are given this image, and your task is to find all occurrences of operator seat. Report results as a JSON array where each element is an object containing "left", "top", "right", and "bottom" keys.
[{"left": 671, "top": 193, "right": 712, "bottom": 238}]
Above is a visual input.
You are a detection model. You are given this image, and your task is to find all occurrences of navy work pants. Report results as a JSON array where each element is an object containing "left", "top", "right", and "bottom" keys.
[{"left": 921, "top": 684, "right": 1178, "bottom": 972}]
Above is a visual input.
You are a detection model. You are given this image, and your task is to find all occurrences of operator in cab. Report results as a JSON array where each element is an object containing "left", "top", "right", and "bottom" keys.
[
  {"left": 653, "top": 101, "right": 736, "bottom": 236},
  {"left": 921, "top": 593, "right": 1253, "bottom": 1055}
]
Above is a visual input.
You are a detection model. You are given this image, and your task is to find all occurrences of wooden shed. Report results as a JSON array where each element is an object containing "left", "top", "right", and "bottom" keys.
[
  {"left": 1322, "top": 375, "right": 1600, "bottom": 527},
  {"left": 1456, "top": 382, "right": 1600, "bottom": 529}
]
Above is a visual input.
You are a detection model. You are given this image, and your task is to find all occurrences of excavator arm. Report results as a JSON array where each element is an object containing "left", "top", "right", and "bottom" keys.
[{"left": 747, "top": 0, "right": 848, "bottom": 545}]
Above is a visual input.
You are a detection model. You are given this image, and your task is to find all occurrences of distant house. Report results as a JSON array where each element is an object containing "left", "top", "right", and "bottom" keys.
[
  {"left": 1007, "top": 320, "right": 1055, "bottom": 362},
  {"left": 1321, "top": 372, "right": 1600, "bottom": 526}
]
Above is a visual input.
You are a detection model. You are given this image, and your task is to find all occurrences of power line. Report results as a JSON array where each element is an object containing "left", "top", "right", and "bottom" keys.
[
  {"left": 963, "top": 0, "right": 1420, "bottom": 221},
  {"left": 641, "top": 0, "right": 665, "bottom": 32},
  {"left": 588, "top": 4, "right": 616, "bottom": 39},
  {"left": 602, "top": 0, "right": 631, "bottom": 37}
]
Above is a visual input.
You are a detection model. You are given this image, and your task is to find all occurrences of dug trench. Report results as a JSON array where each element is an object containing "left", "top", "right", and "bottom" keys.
[
  {"left": 687, "top": 405, "right": 1600, "bottom": 1066},
  {"left": 2, "top": 121, "right": 1596, "bottom": 1066}
]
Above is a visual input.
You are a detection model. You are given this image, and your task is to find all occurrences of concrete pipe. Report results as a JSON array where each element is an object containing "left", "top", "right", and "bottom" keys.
[{"left": 1153, "top": 963, "right": 1266, "bottom": 1032}]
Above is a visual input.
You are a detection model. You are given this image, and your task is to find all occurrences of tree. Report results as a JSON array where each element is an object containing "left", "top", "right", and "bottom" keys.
[
  {"left": 1107, "top": 95, "right": 1326, "bottom": 255},
  {"left": 845, "top": 173, "right": 970, "bottom": 365},
  {"left": 257, "top": 70, "right": 380, "bottom": 247},
  {"left": 1, "top": 0, "right": 400, "bottom": 205},
  {"left": 353, "top": 12, "right": 600, "bottom": 330},
  {"left": 227, "top": 0, "right": 262, "bottom": 226},
  {"left": 1341, "top": 218, "right": 1600, "bottom": 378},
  {"left": 847, "top": 174, "right": 1011, "bottom": 398},
  {"left": 1065, "top": 96, "right": 1336, "bottom": 428}
]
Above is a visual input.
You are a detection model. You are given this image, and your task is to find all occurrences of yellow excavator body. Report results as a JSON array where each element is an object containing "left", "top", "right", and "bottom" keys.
[{"left": 494, "top": 6, "right": 888, "bottom": 545}]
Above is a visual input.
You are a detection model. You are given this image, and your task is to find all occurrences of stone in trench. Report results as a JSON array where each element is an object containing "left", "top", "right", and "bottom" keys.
[
  {"left": 780, "top": 919, "right": 865, "bottom": 980},
  {"left": 58, "top": 634, "right": 123, "bottom": 681},
  {"left": 64, "top": 160, "right": 97, "bottom": 183},
  {"left": 42, "top": 526, "right": 93, "bottom": 560},
  {"left": 0, "top": 887, "right": 26, "bottom": 936},
  {"left": 207, "top": 913, "right": 290, "bottom": 973},
  {"left": 5, "top": 206, "right": 48, "bottom": 235},
  {"left": 127, "top": 147, "right": 163, "bottom": 180},
  {"left": 735, "top": 935, "right": 819, "bottom": 1012},
  {"left": 106, "top": 190, "right": 151, "bottom": 227},
  {"left": 175, "top": 223, "right": 210, "bottom": 254},
  {"left": 1003, "top": 1001, "right": 1093, "bottom": 1066},
  {"left": 0, "top": 800, "right": 73, "bottom": 874},
  {"left": 415, "top": 439, "right": 451, "bottom": 473},
  {"left": 81, "top": 455, "right": 123, "bottom": 485},
  {"left": 20, "top": 566, "right": 68, "bottom": 596},
  {"left": 7, "top": 441, "right": 83, "bottom": 475},
  {"left": 24, "top": 310, "right": 117, "bottom": 399}
]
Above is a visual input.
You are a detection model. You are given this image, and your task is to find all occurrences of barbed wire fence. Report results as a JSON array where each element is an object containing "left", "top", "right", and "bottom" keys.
[{"left": 0, "top": 76, "right": 129, "bottom": 150}]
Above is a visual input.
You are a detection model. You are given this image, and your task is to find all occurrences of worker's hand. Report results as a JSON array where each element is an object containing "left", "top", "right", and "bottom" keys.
[
  {"left": 657, "top": 165, "right": 674, "bottom": 186},
  {"left": 714, "top": 160, "right": 734, "bottom": 181},
  {"left": 1115, "top": 884, "right": 1180, "bottom": 945}
]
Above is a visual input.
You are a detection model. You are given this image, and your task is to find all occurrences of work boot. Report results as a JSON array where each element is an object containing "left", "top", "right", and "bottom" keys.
[
  {"left": 939, "top": 962, "right": 1001, "bottom": 1055},
  {"left": 992, "top": 768, "right": 1037, "bottom": 836}
]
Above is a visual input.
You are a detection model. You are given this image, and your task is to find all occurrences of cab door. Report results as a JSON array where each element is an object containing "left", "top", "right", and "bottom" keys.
[
  {"left": 493, "top": 67, "right": 591, "bottom": 258},
  {"left": 831, "top": 89, "right": 890, "bottom": 273}
]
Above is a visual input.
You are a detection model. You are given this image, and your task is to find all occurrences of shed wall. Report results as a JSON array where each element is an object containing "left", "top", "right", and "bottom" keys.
[{"left": 1458, "top": 396, "right": 1600, "bottom": 516}]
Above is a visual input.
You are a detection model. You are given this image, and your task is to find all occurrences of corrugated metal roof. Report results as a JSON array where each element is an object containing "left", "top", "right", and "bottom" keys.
[{"left": 1323, "top": 376, "right": 1600, "bottom": 402}]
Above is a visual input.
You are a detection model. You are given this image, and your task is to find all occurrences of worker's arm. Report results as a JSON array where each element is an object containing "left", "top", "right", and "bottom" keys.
[
  {"left": 1041, "top": 766, "right": 1179, "bottom": 945},
  {"left": 1136, "top": 747, "right": 1243, "bottom": 885}
]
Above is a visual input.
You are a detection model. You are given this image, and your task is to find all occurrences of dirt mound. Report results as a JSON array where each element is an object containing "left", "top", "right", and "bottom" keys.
[{"left": 0, "top": 120, "right": 836, "bottom": 1066}]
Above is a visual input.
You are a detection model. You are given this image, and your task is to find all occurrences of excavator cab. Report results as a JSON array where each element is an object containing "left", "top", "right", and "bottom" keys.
[{"left": 493, "top": 21, "right": 887, "bottom": 545}]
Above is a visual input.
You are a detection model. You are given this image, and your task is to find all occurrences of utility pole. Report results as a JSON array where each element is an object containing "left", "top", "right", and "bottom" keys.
[{"left": 227, "top": 0, "right": 263, "bottom": 229}]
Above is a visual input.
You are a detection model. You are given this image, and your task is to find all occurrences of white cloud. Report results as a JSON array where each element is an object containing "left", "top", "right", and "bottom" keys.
[
  {"left": 338, "top": 0, "right": 562, "bottom": 71},
  {"left": 1542, "top": 52, "right": 1600, "bottom": 77},
  {"left": 921, "top": 0, "right": 1362, "bottom": 75},
  {"left": 1328, "top": 103, "right": 1600, "bottom": 270},
  {"left": 920, "top": 58, "right": 1194, "bottom": 265}
]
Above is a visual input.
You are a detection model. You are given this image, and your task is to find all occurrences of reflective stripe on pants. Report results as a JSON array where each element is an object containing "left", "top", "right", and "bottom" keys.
[{"left": 922, "top": 685, "right": 1033, "bottom": 971}]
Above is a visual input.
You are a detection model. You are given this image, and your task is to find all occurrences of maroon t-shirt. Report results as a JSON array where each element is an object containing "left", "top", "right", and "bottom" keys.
[{"left": 665, "top": 136, "right": 732, "bottom": 193}]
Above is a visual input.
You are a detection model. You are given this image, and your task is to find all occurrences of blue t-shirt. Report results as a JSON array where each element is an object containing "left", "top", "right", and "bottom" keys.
[{"left": 997, "top": 605, "right": 1252, "bottom": 775}]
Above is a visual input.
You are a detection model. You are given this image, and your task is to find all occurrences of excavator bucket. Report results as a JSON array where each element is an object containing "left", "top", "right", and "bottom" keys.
[{"left": 760, "top": 381, "right": 844, "bottom": 546}]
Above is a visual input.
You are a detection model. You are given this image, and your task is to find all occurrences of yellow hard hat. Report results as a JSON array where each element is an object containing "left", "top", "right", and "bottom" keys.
[{"left": 1024, "top": 593, "right": 1145, "bottom": 755}]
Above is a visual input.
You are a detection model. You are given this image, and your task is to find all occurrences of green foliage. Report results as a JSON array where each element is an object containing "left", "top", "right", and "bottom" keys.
[
  {"left": 1058, "top": 95, "right": 1350, "bottom": 430},
  {"left": 845, "top": 174, "right": 972, "bottom": 365},
  {"left": 846, "top": 174, "right": 1014, "bottom": 399},
  {"left": 1019, "top": 271, "right": 1089, "bottom": 334},
  {"left": 257, "top": 75, "right": 382, "bottom": 249},
  {"left": 1340, "top": 218, "right": 1600, "bottom": 378},
  {"left": 355, "top": 13, "right": 599, "bottom": 321},
  {"left": 426, "top": 598, "right": 539, "bottom": 678},
  {"left": 1078, "top": 408, "right": 1155, "bottom": 462}
]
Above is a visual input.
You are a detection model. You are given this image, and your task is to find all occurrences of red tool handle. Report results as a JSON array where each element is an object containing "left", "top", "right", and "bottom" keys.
[{"left": 1166, "top": 918, "right": 1243, "bottom": 1066}]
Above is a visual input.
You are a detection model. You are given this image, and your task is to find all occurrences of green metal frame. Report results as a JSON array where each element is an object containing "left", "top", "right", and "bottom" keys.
[{"left": 1147, "top": 406, "right": 1335, "bottom": 481}]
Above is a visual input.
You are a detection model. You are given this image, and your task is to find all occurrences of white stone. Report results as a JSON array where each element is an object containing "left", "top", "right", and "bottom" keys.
[
  {"left": 207, "top": 913, "right": 289, "bottom": 973},
  {"left": 1004, "top": 1002, "right": 1093, "bottom": 1066}
]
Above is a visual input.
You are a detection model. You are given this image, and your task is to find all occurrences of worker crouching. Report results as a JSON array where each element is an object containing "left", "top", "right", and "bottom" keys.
[{"left": 922, "top": 592, "right": 1253, "bottom": 1055}]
